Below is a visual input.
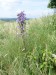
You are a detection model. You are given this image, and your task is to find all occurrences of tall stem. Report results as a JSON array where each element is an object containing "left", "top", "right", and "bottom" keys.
[{"left": 19, "top": 23, "right": 27, "bottom": 51}]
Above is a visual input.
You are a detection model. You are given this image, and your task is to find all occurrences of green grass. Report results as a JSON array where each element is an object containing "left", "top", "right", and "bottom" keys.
[{"left": 0, "top": 14, "right": 56, "bottom": 75}]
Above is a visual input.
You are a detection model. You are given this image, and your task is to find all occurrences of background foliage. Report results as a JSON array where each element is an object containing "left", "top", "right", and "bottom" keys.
[{"left": 0, "top": 14, "right": 56, "bottom": 75}]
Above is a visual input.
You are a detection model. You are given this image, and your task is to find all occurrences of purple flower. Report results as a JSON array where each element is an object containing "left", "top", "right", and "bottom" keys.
[{"left": 17, "top": 11, "right": 26, "bottom": 24}]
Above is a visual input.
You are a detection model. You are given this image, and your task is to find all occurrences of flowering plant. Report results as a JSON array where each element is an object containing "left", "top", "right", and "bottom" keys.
[{"left": 17, "top": 11, "right": 26, "bottom": 33}]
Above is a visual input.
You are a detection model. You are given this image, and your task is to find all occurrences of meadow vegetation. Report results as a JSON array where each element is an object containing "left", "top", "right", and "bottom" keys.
[{"left": 0, "top": 14, "right": 56, "bottom": 75}]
